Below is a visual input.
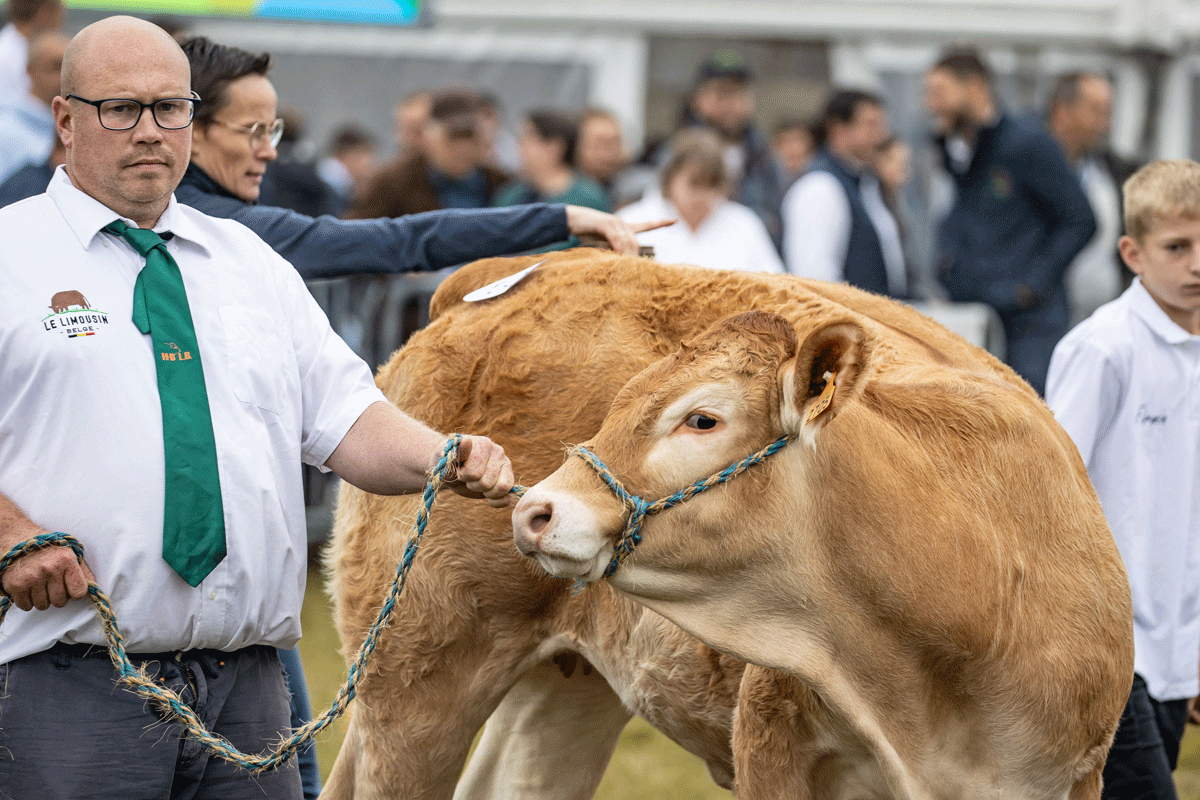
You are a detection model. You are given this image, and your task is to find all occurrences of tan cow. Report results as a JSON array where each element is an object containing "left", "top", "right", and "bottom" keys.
[
  {"left": 511, "top": 295, "right": 1135, "bottom": 796},
  {"left": 324, "top": 250, "right": 1131, "bottom": 799}
]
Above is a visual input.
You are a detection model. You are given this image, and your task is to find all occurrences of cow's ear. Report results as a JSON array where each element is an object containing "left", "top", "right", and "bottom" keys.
[{"left": 779, "top": 320, "right": 870, "bottom": 437}]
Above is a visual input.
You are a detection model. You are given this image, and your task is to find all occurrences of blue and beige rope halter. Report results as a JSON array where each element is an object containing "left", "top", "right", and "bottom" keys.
[
  {"left": 568, "top": 434, "right": 795, "bottom": 577},
  {"left": 566, "top": 370, "right": 836, "bottom": 577}
]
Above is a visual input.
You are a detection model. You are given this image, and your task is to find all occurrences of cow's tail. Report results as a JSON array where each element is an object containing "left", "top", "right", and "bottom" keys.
[{"left": 320, "top": 714, "right": 360, "bottom": 799}]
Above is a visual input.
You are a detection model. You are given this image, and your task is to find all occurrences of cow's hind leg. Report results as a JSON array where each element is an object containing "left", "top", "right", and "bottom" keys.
[
  {"left": 316, "top": 637, "right": 534, "bottom": 800},
  {"left": 455, "top": 658, "right": 632, "bottom": 800},
  {"left": 732, "top": 666, "right": 820, "bottom": 800}
]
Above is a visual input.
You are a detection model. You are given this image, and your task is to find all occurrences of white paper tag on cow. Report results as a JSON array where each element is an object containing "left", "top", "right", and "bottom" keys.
[{"left": 463, "top": 259, "right": 546, "bottom": 302}]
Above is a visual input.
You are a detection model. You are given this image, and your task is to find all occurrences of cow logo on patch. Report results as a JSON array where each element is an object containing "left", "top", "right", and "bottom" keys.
[{"left": 42, "top": 290, "right": 110, "bottom": 338}]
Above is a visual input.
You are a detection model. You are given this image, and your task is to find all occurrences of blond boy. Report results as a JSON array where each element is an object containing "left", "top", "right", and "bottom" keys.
[{"left": 1046, "top": 158, "right": 1200, "bottom": 798}]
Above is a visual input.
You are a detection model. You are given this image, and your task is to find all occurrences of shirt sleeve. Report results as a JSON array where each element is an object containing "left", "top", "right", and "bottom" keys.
[
  {"left": 1045, "top": 333, "right": 1123, "bottom": 467},
  {"left": 230, "top": 202, "right": 571, "bottom": 280},
  {"left": 782, "top": 172, "right": 851, "bottom": 282},
  {"left": 271, "top": 255, "right": 388, "bottom": 469},
  {"left": 738, "top": 206, "right": 786, "bottom": 273}
]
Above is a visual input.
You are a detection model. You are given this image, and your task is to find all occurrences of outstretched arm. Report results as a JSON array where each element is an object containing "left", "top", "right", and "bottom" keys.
[
  {"left": 0, "top": 493, "right": 94, "bottom": 611},
  {"left": 192, "top": 190, "right": 673, "bottom": 280},
  {"left": 324, "top": 401, "right": 515, "bottom": 507}
]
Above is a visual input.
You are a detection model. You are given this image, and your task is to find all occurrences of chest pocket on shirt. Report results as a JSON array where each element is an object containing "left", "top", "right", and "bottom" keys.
[{"left": 219, "top": 306, "right": 288, "bottom": 414}]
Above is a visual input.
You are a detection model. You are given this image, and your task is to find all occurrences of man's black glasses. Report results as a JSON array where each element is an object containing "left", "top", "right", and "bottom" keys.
[{"left": 65, "top": 92, "right": 200, "bottom": 131}]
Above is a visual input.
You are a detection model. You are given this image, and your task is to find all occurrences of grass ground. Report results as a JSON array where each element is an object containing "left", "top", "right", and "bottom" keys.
[{"left": 299, "top": 563, "right": 1200, "bottom": 799}]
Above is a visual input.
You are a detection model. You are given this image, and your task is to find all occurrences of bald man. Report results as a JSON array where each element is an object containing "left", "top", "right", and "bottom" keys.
[{"left": 0, "top": 17, "right": 514, "bottom": 799}]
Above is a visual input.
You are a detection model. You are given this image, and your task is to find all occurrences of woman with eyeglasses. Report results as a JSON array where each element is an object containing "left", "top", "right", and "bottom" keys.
[
  {"left": 173, "top": 36, "right": 669, "bottom": 800},
  {"left": 175, "top": 37, "right": 666, "bottom": 283}
]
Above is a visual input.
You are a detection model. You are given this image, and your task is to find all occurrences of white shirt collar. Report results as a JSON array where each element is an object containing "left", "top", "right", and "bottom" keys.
[
  {"left": 1128, "top": 277, "right": 1198, "bottom": 345},
  {"left": 45, "top": 165, "right": 210, "bottom": 256}
]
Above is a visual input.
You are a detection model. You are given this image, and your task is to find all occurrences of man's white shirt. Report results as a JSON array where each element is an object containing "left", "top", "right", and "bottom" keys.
[
  {"left": 782, "top": 171, "right": 847, "bottom": 284},
  {"left": 0, "top": 168, "right": 386, "bottom": 663},
  {"left": 1064, "top": 156, "right": 1122, "bottom": 326},
  {"left": 0, "top": 91, "right": 55, "bottom": 182},
  {"left": 1046, "top": 279, "right": 1200, "bottom": 701},
  {"left": 782, "top": 168, "right": 907, "bottom": 295}
]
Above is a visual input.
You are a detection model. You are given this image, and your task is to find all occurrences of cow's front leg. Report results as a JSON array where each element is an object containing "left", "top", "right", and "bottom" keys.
[
  {"left": 320, "top": 643, "right": 525, "bottom": 800},
  {"left": 455, "top": 657, "right": 631, "bottom": 799}
]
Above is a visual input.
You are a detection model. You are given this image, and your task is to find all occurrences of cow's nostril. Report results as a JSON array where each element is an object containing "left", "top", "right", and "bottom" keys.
[{"left": 530, "top": 512, "right": 552, "bottom": 534}]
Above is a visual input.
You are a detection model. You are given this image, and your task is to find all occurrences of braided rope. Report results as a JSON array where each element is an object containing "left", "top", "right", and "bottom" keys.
[
  {"left": 0, "top": 434, "right": 523, "bottom": 773},
  {"left": 569, "top": 435, "right": 794, "bottom": 577},
  {"left": 0, "top": 431, "right": 793, "bottom": 771}
]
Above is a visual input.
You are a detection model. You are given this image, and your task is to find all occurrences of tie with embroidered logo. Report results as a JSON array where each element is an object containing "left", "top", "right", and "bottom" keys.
[{"left": 102, "top": 219, "right": 226, "bottom": 587}]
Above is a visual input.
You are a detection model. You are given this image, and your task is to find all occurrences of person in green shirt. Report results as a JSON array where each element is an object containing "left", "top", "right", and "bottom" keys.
[{"left": 495, "top": 108, "right": 610, "bottom": 212}]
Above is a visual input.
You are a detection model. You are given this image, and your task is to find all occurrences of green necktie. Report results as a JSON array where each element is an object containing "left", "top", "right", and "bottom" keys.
[{"left": 103, "top": 219, "right": 226, "bottom": 587}]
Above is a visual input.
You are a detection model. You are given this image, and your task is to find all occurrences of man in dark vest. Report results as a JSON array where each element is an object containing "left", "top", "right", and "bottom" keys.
[{"left": 781, "top": 89, "right": 907, "bottom": 298}]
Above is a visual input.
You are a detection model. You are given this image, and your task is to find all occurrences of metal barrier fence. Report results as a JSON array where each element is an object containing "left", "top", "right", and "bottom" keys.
[
  {"left": 300, "top": 271, "right": 1007, "bottom": 543},
  {"left": 302, "top": 271, "right": 449, "bottom": 541}
]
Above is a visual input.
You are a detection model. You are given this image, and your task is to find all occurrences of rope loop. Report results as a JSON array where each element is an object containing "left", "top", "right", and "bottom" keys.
[
  {"left": 0, "top": 531, "right": 84, "bottom": 578},
  {"left": 575, "top": 434, "right": 794, "bottom": 577}
]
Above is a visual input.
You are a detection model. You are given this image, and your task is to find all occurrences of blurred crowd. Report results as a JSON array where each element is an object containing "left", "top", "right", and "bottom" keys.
[{"left": 0, "top": 0, "right": 1138, "bottom": 393}]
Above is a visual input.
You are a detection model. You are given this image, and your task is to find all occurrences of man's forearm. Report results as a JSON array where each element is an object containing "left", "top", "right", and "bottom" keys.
[
  {"left": 324, "top": 401, "right": 446, "bottom": 495},
  {"left": 1022, "top": 214, "right": 1097, "bottom": 301},
  {"left": 1018, "top": 142, "right": 1098, "bottom": 298},
  {"left": 324, "top": 402, "right": 516, "bottom": 505},
  {"left": 0, "top": 491, "right": 94, "bottom": 610},
  {"left": 0, "top": 492, "right": 46, "bottom": 551}
]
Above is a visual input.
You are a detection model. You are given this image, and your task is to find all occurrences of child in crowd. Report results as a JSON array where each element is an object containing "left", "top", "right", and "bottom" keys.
[{"left": 1046, "top": 158, "right": 1200, "bottom": 799}]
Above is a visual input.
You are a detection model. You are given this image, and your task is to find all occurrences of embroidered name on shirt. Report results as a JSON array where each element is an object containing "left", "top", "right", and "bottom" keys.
[
  {"left": 1137, "top": 405, "right": 1168, "bottom": 425},
  {"left": 42, "top": 290, "right": 109, "bottom": 338}
]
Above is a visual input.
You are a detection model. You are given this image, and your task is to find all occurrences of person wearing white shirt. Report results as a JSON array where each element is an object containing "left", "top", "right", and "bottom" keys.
[
  {"left": 0, "top": 29, "right": 65, "bottom": 182},
  {"left": 618, "top": 127, "right": 783, "bottom": 274},
  {"left": 782, "top": 89, "right": 906, "bottom": 297},
  {"left": 1045, "top": 159, "right": 1200, "bottom": 800},
  {"left": 0, "top": 18, "right": 514, "bottom": 800},
  {"left": 0, "top": 0, "right": 60, "bottom": 105}
]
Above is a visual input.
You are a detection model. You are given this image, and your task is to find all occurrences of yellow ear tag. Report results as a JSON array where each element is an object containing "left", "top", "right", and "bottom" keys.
[{"left": 804, "top": 371, "right": 837, "bottom": 425}]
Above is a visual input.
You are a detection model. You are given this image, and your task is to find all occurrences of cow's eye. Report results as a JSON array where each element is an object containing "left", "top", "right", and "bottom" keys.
[{"left": 684, "top": 413, "right": 719, "bottom": 430}]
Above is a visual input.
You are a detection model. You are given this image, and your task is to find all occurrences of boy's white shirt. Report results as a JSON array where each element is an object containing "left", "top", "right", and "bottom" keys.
[{"left": 1046, "top": 278, "right": 1200, "bottom": 701}]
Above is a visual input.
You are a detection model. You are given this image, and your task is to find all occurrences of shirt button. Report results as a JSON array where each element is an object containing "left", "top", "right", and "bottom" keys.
[{"left": 209, "top": 591, "right": 217, "bottom": 600}]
